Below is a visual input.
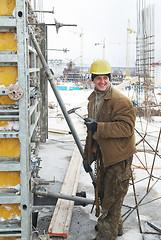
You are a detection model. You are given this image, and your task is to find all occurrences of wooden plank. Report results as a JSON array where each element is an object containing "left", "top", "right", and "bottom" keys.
[
  {"left": 48, "top": 128, "right": 71, "bottom": 135},
  {"left": 48, "top": 146, "right": 82, "bottom": 237}
]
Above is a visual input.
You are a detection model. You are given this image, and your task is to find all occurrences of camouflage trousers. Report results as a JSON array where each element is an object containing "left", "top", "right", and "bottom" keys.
[{"left": 95, "top": 156, "right": 133, "bottom": 240}]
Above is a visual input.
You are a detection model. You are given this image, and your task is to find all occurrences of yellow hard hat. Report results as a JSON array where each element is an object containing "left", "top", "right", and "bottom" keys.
[{"left": 89, "top": 59, "right": 112, "bottom": 75}]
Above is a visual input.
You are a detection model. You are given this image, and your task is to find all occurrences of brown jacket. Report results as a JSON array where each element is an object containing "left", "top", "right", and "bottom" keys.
[{"left": 83, "top": 85, "right": 136, "bottom": 168}]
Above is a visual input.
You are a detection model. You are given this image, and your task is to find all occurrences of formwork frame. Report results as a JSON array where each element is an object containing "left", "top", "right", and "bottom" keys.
[{"left": 0, "top": 0, "right": 45, "bottom": 239}]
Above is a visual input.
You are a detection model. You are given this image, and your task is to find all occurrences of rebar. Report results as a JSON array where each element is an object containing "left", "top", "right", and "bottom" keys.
[
  {"left": 146, "top": 128, "right": 161, "bottom": 192},
  {"left": 136, "top": 1, "right": 157, "bottom": 120}
]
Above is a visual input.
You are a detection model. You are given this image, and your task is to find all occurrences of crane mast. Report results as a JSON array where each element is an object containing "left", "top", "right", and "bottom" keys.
[{"left": 125, "top": 19, "right": 136, "bottom": 81}]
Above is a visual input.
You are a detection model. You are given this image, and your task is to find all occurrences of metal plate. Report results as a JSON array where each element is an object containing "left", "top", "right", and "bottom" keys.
[{"left": 8, "top": 85, "right": 23, "bottom": 100}]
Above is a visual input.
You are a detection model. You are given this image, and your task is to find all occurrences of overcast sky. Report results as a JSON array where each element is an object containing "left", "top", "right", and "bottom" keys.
[{"left": 43, "top": 0, "right": 161, "bottom": 68}]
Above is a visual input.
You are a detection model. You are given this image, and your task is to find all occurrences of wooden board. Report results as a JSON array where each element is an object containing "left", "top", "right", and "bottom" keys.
[
  {"left": 48, "top": 128, "right": 70, "bottom": 135},
  {"left": 48, "top": 147, "right": 82, "bottom": 237}
]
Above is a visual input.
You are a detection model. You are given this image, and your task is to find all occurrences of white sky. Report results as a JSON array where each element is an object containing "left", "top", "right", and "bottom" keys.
[{"left": 43, "top": 0, "right": 161, "bottom": 68}]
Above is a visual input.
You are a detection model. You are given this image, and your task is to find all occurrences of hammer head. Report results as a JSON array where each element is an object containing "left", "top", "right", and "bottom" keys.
[{"left": 67, "top": 107, "right": 81, "bottom": 114}]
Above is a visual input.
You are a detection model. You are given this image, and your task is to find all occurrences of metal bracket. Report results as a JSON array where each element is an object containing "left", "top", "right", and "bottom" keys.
[
  {"left": 0, "top": 85, "right": 23, "bottom": 100},
  {"left": 8, "top": 85, "right": 23, "bottom": 100},
  {"left": 0, "top": 87, "right": 8, "bottom": 96}
]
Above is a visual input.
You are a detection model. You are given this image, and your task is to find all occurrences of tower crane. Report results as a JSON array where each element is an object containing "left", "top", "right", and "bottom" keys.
[
  {"left": 95, "top": 38, "right": 106, "bottom": 59},
  {"left": 125, "top": 19, "right": 136, "bottom": 81},
  {"left": 72, "top": 28, "right": 83, "bottom": 73}
]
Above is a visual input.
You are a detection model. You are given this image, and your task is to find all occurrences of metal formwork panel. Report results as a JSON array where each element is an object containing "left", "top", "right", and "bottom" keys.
[
  {"left": 0, "top": 0, "right": 43, "bottom": 239},
  {"left": 17, "top": 0, "right": 32, "bottom": 239},
  {"left": 0, "top": 0, "right": 16, "bottom": 16},
  {"left": 0, "top": 0, "right": 21, "bottom": 238}
]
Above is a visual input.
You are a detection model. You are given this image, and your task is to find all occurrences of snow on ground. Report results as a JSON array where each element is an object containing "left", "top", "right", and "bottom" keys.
[{"left": 35, "top": 85, "right": 161, "bottom": 240}]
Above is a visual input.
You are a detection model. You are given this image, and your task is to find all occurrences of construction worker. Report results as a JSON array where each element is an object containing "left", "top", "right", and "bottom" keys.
[{"left": 83, "top": 59, "right": 136, "bottom": 240}]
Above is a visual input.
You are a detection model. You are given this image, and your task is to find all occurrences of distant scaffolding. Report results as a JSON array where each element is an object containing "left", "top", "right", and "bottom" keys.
[{"left": 136, "top": 0, "right": 157, "bottom": 118}]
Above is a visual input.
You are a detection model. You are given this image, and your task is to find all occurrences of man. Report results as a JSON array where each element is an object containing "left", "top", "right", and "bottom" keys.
[{"left": 83, "top": 59, "right": 136, "bottom": 240}]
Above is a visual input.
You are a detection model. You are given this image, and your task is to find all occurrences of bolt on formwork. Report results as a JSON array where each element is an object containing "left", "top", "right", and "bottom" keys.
[{"left": 136, "top": 0, "right": 159, "bottom": 119}]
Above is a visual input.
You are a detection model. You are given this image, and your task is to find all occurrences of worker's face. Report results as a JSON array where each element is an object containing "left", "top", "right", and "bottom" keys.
[{"left": 93, "top": 75, "right": 110, "bottom": 91}]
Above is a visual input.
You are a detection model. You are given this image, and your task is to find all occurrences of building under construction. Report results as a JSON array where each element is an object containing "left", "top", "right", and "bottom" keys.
[
  {"left": 135, "top": 0, "right": 161, "bottom": 118},
  {"left": 0, "top": 0, "right": 161, "bottom": 240}
]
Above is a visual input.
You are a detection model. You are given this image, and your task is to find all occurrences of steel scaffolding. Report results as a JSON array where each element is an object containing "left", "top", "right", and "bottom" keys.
[{"left": 136, "top": 0, "right": 157, "bottom": 118}]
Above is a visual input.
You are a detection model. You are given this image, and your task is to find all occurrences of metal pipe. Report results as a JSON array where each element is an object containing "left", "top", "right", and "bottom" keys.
[
  {"left": 28, "top": 23, "right": 77, "bottom": 26},
  {"left": 28, "top": 27, "right": 95, "bottom": 184},
  {"left": 147, "top": 221, "right": 161, "bottom": 234},
  {"left": 34, "top": 190, "right": 94, "bottom": 206}
]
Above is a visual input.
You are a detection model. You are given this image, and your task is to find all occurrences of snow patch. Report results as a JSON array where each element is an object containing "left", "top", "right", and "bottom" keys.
[
  {"left": 119, "top": 229, "right": 142, "bottom": 240},
  {"left": 0, "top": 121, "right": 19, "bottom": 131},
  {"left": 0, "top": 184, "right": 20, "bottom": 190}
]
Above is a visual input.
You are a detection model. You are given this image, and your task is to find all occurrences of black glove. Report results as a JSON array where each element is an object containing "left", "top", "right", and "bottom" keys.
[
  {"left": 83, "top": 158, "right": 92, "bottom": 173},
  {"left": 84, "top": 118, "right": 97, "bottom": 134}
]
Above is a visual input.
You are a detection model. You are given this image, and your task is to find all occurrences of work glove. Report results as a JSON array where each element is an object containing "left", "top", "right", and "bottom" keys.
[
  {"left": 84, "top": 118, "right": 97, "bottom": 134},
  {"left": 83, "top": 158, "right": 92, "bottom": 173}
]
